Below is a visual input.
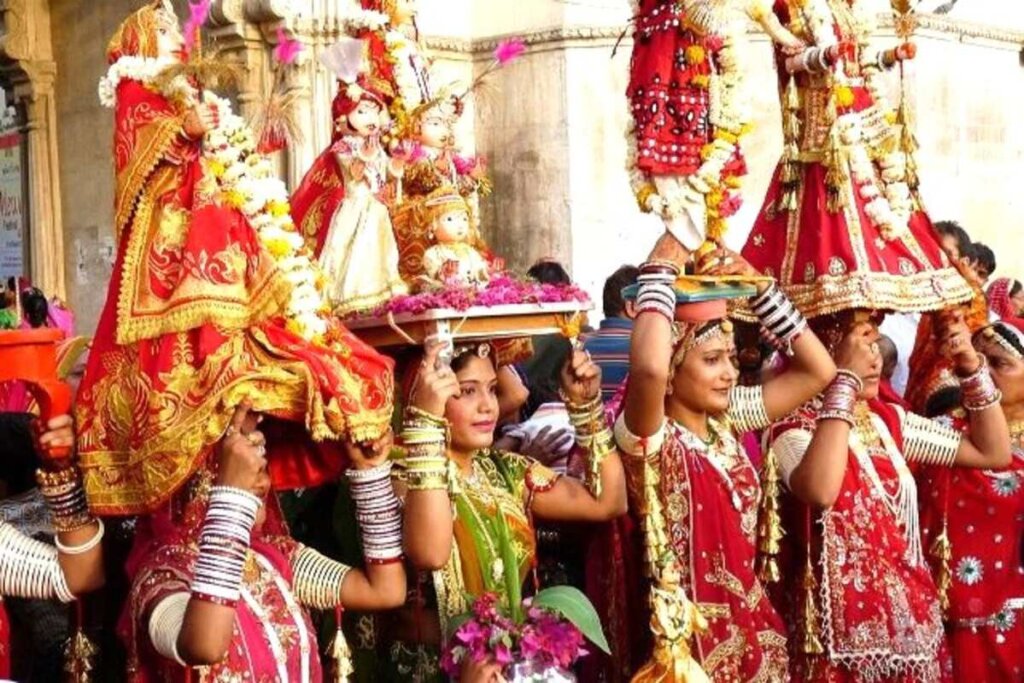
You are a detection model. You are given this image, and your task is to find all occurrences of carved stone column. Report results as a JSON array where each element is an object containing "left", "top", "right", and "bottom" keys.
[
  {"left": 208, "top": 0, "right": 349, "bottom": 189},
  {"left": 0, "top": 0, "right": 65, "bottom": 299}
]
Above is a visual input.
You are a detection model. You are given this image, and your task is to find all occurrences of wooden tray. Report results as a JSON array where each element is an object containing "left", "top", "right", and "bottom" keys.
[{"left": 343, "top": 302, "right": 592, "bottom": 349}]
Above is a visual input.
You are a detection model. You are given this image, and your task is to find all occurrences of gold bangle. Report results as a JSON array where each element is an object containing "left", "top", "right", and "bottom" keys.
[
  {"left": 35, "top": 467, "right": 81, "bottom": 488},
  {"left": 405, "top": 406, "right": 446, "bottom": 427}
]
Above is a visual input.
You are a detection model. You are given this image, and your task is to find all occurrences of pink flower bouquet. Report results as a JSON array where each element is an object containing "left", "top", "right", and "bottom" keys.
[{"left": 441, "top": 587, "right": 609, "bottom": 681}]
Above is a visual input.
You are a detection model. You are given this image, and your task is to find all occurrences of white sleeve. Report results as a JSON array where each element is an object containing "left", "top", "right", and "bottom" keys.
[
  {"left": 901, "top": 410, "right": 961, "bottom": 467},
  {"left": 772, "top": 429, "right": 814, "bottom": 488},
  {"left": 147, "top": 592, "right": 190, "bottom": 665},
  {"left": 614, "top": 412, "right": 666, "bottom": 458}
]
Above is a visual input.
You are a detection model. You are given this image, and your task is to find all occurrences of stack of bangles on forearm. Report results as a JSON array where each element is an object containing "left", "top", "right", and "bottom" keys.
[
  {"left": 36, "top": 466, "right": 104, "bottom": 553},
  {"left": 751, "top": 283, "right": 807, "bottom": 356},
  {"left": 401, "top": 406, "right": 450, "bottom": 492},
  {"left": 0, "top": 522, "right": 76, "bottom": 602},
  {"left": 960, "top": 359, "right": 1002, "bottom": 412},
  {"left": 565, "top": 394, "right": 615, "bottom": 497},
  {"left": 819, "top": 370, "right": 863, "bottom": 426},
  {"left": 348, "top": 462, "right": 403, "bottom": 564},
  {"left": 190, "top": 486, "right": 261, "bottom": 607},
  {"left": 798, "top": 46, "right": 833, "bottom": 72},
  {"left": 635, "top": 261, "right": 680, "bottom": 322}
]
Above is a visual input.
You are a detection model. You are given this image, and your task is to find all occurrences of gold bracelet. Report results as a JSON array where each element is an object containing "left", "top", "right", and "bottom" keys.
[
  {"left": 405, "top": 406, "right": 446, "bottom": 427},
  {"left": 35, "top": 467, "right": 81, "bottom": 488},
  {"left": 406, "top": 471, "right": 450, "bottom": 491}
]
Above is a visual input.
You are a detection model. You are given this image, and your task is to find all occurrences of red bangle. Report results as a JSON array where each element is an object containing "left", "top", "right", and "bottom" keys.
[{"left": 365, "top": 555, "right": 405, "bottom": 566}]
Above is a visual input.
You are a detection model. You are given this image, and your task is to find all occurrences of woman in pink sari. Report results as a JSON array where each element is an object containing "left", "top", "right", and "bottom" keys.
[{"left": 122, "top": 402, "right": 406, "bottom": 681}]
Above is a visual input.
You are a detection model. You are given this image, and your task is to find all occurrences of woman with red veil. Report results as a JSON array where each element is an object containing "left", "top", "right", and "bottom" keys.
[
  {"left": 75, "top": 1, "right": 394, "bottom": 517},
  {"left": 915, "top": 319, "right": 1024, "bottom": 681}
]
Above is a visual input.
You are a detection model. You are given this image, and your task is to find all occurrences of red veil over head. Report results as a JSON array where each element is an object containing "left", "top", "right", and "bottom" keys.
[{"left": 76, "top": 7, "right": 394, "bottom": 516}]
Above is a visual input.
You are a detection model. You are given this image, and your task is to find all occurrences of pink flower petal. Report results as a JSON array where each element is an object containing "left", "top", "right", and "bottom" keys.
[{"left": 274, "top": 27, "right": 304, "bottom": 65}]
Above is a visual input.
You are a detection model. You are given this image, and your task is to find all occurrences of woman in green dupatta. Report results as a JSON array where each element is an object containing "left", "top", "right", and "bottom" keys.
[{"left": 386, "top": 339, "right": 628, "bottom": 681}]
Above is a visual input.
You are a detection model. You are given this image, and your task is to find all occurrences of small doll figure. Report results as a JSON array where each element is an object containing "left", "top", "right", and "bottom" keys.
[
  {"left": 401, "top": 97, "right": 489, "bottom": 201},
  {"left": 317, "top": 80, "right": 408, "bottom": 314},
  {"left": 295, "top": 36, "right": 410, "bottom": 315},
  {"left": 416, "top": 187, "right": 490, "bottom": 288}
]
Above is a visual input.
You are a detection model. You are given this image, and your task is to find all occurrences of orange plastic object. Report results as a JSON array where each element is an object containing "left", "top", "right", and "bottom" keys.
[{"left": 0, "top": 328, "right": 72, "bottom": 460}]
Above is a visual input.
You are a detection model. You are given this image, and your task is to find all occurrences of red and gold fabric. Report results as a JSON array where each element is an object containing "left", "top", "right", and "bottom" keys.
[
  {"left": 652, "top": 418, "right": 789, "bottom": 681},
  {"left": 770, "top": 400, "right": 948, "bottom": 682},
  {"left": 77, "top": 13, "right": 394, "bottom": 516},
  {"left": 741, "top": 2, "right": 971, "bottom": 318},
  {"left": 627, "top": 1, "right": 741, "bottom": 178},
  {"left": 917, "top": 415, "right": 1024, "bottom": 681}
]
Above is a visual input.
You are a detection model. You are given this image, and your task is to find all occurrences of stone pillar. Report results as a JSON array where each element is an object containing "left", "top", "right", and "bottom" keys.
[
  {"left": 209, "top": 0, "right": 357, "bottom": 190},
  {"left": 0, "top": 0, "right": 66, "bottom": 299}
]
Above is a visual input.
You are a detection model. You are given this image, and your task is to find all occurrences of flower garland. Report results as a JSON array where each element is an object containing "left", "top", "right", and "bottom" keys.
[
  {"left": 97, "top": 55, "right": 193, "bottom": 108},
  {"left": 625, "top": 3, "right": 750, "bottom": 241},
  {"left": 791, "top": 0, "right": 914, "bottom": 239},
  {"left": 342, "top": 7, "right": 389, "bottom": 32},
  {"left": 202, "top": 93, "right": 330, "bottom": 342},
  {"left": 99, "top": 57, "right": 330, "bottom": 344}
]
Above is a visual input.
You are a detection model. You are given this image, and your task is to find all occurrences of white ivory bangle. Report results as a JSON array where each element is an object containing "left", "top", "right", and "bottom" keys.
[{"left": 54, "top": 519, "right": 105, "bottom": 556}]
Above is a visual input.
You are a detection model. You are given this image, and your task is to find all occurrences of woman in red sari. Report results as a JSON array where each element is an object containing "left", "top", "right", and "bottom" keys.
[
  {"left": 614, "top": 239, "right": 835, "bottom": 681},
  {"left": 916, "top": 319, "right": 1024, "bottom": 681},
  {"left": 76, "top": 2, "right": 394, "bottom": 517},
  {"left": 767, "top": 311, "right": 1010, "bottom": 682}
]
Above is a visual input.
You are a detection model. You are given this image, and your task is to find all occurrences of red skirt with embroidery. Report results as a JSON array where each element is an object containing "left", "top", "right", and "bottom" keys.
[{"left": 741, "top": 88, "right": 971, "bottom": 318}]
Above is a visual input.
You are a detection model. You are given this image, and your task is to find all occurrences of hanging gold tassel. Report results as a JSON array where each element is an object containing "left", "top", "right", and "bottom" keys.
[
  {"left": 328, "top": 605, "right": 355, "bottom": 682},
  {"left": 822, "top": 93, "right": 847, "bottom": 214},
  {"left": 64, "top": 602, "right": 98, "bottom": 683},
  {"left": 930, "top": 521, "right": 953, "bottom": 616},
  {"left": 631, "top": 456, "right": 710, "bottom": 683},
  {"left": 775, "top": 77, "right": 802, "bottom": 214},
  {"left": 799, "top": 547, "right": 824, "bottom": 655},
  {"left": 756, "top": 447, "right": 784, "bottom": 584}
]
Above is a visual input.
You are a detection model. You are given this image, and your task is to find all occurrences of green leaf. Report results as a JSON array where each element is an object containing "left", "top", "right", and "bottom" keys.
[{"left": 531, "top": 585, "right": 610, "bottom": 654}]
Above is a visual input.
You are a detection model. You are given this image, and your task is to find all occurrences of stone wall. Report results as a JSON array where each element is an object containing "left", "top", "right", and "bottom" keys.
[{"left": 39, "top": 1, "right": 1024, "bottom": 333}]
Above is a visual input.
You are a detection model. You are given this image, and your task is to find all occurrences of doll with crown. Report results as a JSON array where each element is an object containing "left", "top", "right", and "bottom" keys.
[
  {"left": 414, "top": 186, "right": 491, "bottom": 288},
  {"left": 291, "top": 38, "right": 408, "bottom": 316}
]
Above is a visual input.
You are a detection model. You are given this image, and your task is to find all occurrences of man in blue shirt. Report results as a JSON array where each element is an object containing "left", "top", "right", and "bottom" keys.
[{"left": 583, "top": 265, "right": 639, "bottom": 402}]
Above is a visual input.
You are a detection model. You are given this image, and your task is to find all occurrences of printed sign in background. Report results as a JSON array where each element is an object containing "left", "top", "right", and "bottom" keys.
[{"left": 0, "top": 131, "right": 24, "bottom": 282}]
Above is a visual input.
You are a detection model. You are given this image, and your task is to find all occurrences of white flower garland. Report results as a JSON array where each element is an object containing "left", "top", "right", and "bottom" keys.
[
  {"left": 625, "top": 10, "right": 749, "bottom": 229},
  {"left": 798, "top": 0, "right": 913, "bottom": 239},
  {"left": 98, "top": 55, "right": 193, "bottom": 108},
  {"left": 203, "top": 93, "right": 330, "bottom": 341},
  {"left": 98, "top": 58, "right": 330, "bottom": 343},
  {"left": 342, "top": 7, "right": 389, "bottom": 32}
]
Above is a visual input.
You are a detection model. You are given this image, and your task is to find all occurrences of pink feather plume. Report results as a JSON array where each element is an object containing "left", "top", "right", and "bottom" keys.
[
  {"left": 274, "top": 27, "right": 304, "bottom": 65},
  {"left": 493, "top": 38, "right": 526, "bottom": 66},
  {"left": 183, "top": 0, "right": 211, "bottom": 55}
]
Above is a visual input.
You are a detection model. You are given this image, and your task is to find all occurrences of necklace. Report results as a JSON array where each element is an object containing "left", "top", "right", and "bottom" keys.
[
  {"left": 672, "top": 420, "right": 742, "bottom": 511},
  {"left": 849, "top": 403, "right": 924, "bottom": 567},
  {"left": 460, "top": 457, "right": 507, "bottom": 585}
]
